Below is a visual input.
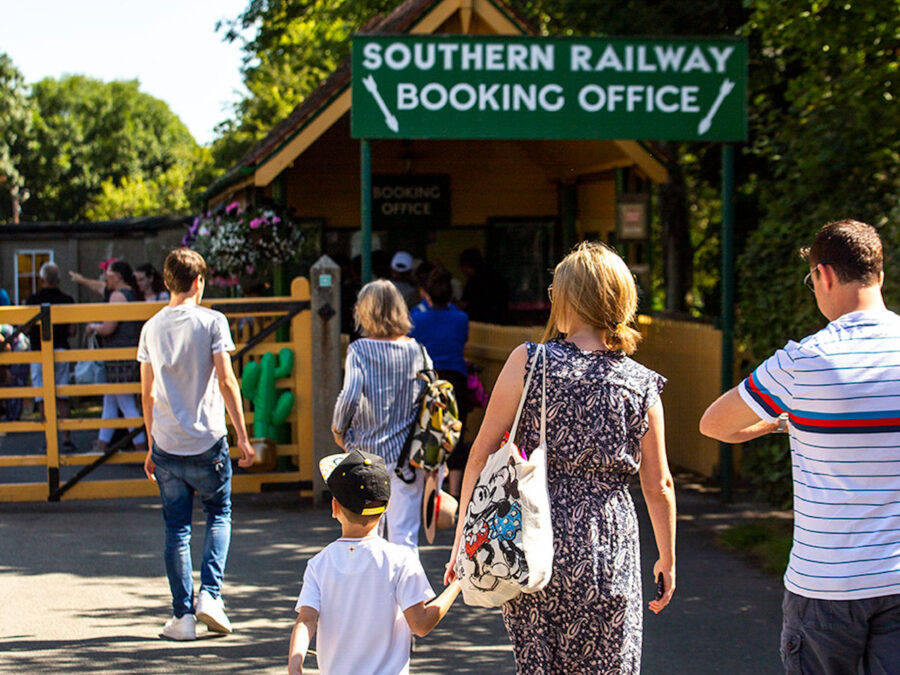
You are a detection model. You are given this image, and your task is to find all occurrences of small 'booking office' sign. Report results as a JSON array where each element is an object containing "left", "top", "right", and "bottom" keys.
[{"left": 351, "top": 35, "right": 747, "bottom": 142}]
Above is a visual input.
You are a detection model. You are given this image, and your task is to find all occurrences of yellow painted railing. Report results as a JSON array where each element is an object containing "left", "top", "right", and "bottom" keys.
[
  {"left": 0, "top": 277, "right": 313, "bottom": 502},
  {"left": 463, "top": 316, "right": 728, "bottom": 478}
]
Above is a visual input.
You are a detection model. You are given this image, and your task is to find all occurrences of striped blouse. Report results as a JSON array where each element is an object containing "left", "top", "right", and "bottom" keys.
[
  {"left": 739, "top": 309, "right": 900, "bottom": 600},
  {"left": 332, "top": 338, "right": 431, "bottom": 464}
]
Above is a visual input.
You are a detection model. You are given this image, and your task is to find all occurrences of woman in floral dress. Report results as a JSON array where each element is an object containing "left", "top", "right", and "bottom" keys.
[{"left": 446, "top": 242, "right": 676, "bottom": 674}]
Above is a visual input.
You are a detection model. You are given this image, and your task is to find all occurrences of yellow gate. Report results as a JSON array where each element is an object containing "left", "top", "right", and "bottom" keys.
[{"left": 0, "top": 277, "right": 313, "bottom": 502}]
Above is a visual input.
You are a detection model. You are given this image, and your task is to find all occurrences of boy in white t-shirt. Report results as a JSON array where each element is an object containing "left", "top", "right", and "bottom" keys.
[{"left": 288, "top": 450, "right": 460, "bottom": 675}]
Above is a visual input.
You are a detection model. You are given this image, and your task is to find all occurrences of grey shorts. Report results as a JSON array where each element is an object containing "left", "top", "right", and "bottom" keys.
[{"left": 781, "top": 589, "right": 900, "bottom": 674}]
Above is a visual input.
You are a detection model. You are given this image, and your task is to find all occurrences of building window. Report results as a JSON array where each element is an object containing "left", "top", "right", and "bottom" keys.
[{"left": 15, "top": 250, "right": 53, "bottom": 304}]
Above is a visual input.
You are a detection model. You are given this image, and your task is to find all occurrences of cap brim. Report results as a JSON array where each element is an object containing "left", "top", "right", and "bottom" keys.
[
  {"left": 319, "top": 453, "right": 351, "bottom": 482},
  {"left": 422, "top": 472, "right": 437, "bottom": 544}
]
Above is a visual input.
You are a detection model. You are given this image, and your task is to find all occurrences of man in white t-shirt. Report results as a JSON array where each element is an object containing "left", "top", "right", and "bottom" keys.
[
  {"left": 701, "top": 220, "right": 900, "bottom": 674},
  {"left": 139, "top": 248, "right": 255, "bottom": 641},
  {"left": 289, "top": 450, "right": 461, "bottom": 675}
]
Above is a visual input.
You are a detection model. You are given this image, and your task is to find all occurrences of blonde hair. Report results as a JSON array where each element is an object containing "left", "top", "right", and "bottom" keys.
[
  {"left": 542, "top": 241, "right": 642, "bottom": 354},
  {"left": 354, "top": 280, "right": 412, "bottom": 338}
]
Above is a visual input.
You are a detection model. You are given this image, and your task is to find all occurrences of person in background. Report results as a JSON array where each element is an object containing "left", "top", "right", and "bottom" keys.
[
  {"left": 86, "top": 260, "right": 146, "bottom": 453},
  {"left": 331, "top": 280, "right": 431, "bottom": 552},
  {"left": 0, "top": 288, "right": 10, "bottom": 306},
  {"left": 389, "top": 251, "right": 420, "bottom": 308},
  {"left": 700, "top": 220, "right": 900, "bottom": 674},
  {"left": 411, "top": 260, "right": 436, "bottom": 314},
  {"left": 135, "top": 263, "right": 170, "bottom": 302},
  {"left": 410, "top": 266, "right": 471, "bottom": 499},
  {"left": 70, "top": 257, "right": 119, "bottom": 299},
  {"left": 25, "top": 262, "right": 77, "bottom": 452},
  {"left": 458, "top": 248, "right": 509, "bottom": 324},
  {"left": 0, "top": 324, "right": 30, "bottom": 422},
  {"left": 372, "top": 249, "right": 392, "bottom": 281}
]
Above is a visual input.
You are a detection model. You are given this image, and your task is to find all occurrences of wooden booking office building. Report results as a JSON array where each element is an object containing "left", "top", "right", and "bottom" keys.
[{"left": 204, "top": 0, "right": 671, "bottom": 322}]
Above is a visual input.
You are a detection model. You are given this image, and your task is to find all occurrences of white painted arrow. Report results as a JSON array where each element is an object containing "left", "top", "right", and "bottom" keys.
[
  {"left": 698, "top": 78, "right": 735, "bottom": 135},
  {"left": 362, "top": 75, "right": 399, "bottom": 133}
]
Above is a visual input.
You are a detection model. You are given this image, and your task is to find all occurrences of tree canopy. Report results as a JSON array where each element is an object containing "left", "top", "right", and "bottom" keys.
[{"left": 0, "top": 59, "right": 206, "bottom": 223}]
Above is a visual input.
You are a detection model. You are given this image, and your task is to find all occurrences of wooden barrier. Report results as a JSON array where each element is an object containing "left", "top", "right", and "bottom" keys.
[
  {"left": 462, "top": 316, "right": 728, "bottom": 478},
  {"left": 0, "top": 277, "right": 313, "bottom": 502}
]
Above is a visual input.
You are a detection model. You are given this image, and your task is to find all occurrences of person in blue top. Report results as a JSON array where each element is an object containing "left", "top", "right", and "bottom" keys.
[{"left": 410, "top": 266, "right": 471, "bottom": 498}]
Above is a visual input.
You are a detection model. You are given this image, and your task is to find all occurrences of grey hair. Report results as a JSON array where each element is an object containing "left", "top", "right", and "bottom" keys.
[{"left": 40, "top": 262, "right": 61, "bottom": 287}]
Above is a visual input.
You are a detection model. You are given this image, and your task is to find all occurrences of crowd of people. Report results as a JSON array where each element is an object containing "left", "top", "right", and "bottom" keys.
[{"left": 2, "top": 219, "right": 897, "bottom": 675}]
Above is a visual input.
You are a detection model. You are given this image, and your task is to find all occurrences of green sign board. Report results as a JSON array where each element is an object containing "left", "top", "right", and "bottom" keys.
[{"left": 352, "top": 35, "right": 747, "bottom": 141}]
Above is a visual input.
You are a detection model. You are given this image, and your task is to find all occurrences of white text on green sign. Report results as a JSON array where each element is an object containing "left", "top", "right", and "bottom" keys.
[{"left": 351, "top": 36, "right": 747, "bottom": 141}]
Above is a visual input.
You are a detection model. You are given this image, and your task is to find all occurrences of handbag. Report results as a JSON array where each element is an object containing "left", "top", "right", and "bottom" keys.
[
  {"left": 454, "top": 343, "right": 554, "bottom": 608},
  {"left": 74, "top": 333, "right": 107, "bottom": 385}
]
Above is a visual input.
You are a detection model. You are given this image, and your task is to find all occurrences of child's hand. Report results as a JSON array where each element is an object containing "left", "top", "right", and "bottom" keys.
[
  {"left": 444, "top": 542, "right": 459, "bottom": 586},
  {"left": 236, "top": 438, "right": 256, "bottom": 467}
]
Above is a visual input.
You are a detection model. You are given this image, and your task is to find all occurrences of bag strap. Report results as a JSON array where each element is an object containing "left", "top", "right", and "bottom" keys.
[
  {"left": 394, "top": 340, "right": 431, "bottom": 485},
  {"left": 509, "top": 343, "right": 546, "bottom": 443},
  {"left": 539, "top": 342, "right": 547, "bottom": 446}
]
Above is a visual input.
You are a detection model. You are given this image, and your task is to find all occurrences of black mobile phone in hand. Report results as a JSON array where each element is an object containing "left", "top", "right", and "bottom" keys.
[{"left": 655, "top": 572, "right": 665, "bottom": 600}]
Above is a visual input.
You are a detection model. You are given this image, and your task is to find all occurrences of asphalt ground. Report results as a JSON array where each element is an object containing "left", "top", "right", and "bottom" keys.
[{"left": 0, "top": 461, "right": 786, "bottom": 675}]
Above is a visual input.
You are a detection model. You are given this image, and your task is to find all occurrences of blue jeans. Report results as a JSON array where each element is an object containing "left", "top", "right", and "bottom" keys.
[{"left": 152, "top": 437, "right": 232, "bottom": 618}]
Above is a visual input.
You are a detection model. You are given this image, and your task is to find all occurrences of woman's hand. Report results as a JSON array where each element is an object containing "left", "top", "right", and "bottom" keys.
[
  {"left": 444, "top": 538, "right": 460, "bottom": 586},
  {"left": 648, "top": 559, "right": 675, "bottom": 614}
]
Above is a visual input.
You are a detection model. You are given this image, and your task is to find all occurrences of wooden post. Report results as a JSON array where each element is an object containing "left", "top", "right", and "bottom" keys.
[{"left": 309, "top": 256, "right": 342, "bottom": 505}]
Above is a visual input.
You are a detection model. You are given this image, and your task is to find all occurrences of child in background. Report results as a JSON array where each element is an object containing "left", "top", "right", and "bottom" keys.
[{"left": 289, "top": 450, "right": 460, "bottom": 674}]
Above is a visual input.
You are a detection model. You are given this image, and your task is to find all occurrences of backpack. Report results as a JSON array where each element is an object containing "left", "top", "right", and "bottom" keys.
[{"left": 395, "top": 344, "right": 463, "bottom": 482}]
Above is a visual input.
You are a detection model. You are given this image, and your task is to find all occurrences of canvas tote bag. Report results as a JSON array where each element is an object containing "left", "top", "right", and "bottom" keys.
[
  {"left": 455, "top": 343, "right": 554, "bottom": 608},
  {"left": 74, "top": 333, "right": 107, "bottom": 385}
]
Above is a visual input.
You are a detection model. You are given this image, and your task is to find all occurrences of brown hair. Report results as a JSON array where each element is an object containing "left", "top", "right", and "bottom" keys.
[
  {"left": 542, "top": 241, "right": 641, "bottom": 354},
  {"left": 164, "top": 248, "right": 207, "bottom": 294},
  {"left": 425, "top": 266, "right": 453, "bottom": 308},
  {"left": 800, "top": 219, "right": 883, "bottom": 285},
  {"left": 336, "top": 500, "right": 386, "bottom": 526},
  {"left": 354, "top": 280, "right": 411, "bottom": 338}
]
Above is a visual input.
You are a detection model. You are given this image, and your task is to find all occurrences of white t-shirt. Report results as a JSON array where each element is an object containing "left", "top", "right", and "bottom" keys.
[
  {"left": 296, "top": 535, "right": 435, "bottom": 675},
  {"left": 137, "top": 304, "right": 234, "bottom": 455},
  {"left": 739, "top": 309, "right": 900, "bottom": 600}
]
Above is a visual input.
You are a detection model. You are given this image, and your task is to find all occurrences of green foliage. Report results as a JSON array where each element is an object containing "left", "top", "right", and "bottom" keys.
[
  {"left": 717, "top": 518, "right": 792, "bottom": 576},
  {"left": 0, "top": 54, "right": 34, "bottom": 217},
  {"left": 740, "top": 435, "right": 794, "bottom": 509},
  {"left": 737, "top": 0, "right": 900, "bottom": 359},
  {"left": 21, "top": 76, "right": 200, "bottom": 222},
  {"left": 85, "top": 166, "right": 193, "bottom": 221}
]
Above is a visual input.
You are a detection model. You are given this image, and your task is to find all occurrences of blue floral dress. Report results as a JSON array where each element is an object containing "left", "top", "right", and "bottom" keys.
[{"left": 502, "top": 339, "right": 665, "bottom": 674}]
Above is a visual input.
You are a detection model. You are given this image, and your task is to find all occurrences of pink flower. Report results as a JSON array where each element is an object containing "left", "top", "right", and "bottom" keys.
[
  {"left": 272, "top": 216, "right": 281, "bottom": 224},
  {"left": 249, "top": 217, "right": 266, "bottom": 229},
  {"left": 225, "top": 201, "right": 240, "bottom": 214}
]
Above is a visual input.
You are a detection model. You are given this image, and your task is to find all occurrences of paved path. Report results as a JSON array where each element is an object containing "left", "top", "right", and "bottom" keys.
[{"left": 0, "top": 482, "right": 785, "bottom": 674}]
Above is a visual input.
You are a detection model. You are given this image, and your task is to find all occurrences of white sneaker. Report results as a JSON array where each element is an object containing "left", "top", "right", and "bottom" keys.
[
  {"left": 196, "top": 590, "right": 233, "bottom": 633},
  {"left": 162, "top": 614, "right": 196, "bottom": 641}
]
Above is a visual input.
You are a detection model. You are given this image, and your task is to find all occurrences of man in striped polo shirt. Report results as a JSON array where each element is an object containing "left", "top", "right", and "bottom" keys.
[{"left": 701, "top": 220, "right": 900, "bottom": 674}]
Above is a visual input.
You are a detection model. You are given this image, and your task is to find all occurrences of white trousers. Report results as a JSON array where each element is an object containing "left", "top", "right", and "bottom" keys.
[{"left": 381, "top": 462, "right": 424, "bottom": 552}]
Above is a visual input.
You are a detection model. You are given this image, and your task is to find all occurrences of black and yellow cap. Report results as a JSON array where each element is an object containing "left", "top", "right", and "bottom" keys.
[{"left": 319, "top": 450, "right": 391, "bottom": 516}]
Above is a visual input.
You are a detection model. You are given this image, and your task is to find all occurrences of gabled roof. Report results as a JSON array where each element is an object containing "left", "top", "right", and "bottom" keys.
[{"left": 206, "top": 0, "right": 533, "bottom": 201}]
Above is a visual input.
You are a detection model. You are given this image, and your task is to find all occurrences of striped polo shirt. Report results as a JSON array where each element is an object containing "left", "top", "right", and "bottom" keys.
[
  {"left": 739, "top": 309, "right": 900, "bottom": 600},
  {"left": 332, "top": 338, "right": 431, "bottom": 465}
]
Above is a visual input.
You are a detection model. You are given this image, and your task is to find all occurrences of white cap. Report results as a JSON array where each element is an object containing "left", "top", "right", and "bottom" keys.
[{"left": 391, "top": 251, "right": 414, "bottom": 272}]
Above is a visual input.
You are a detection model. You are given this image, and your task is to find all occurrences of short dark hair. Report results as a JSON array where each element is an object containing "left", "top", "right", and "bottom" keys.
[
  {"left": 164, "top": 248, "right": 207, "bottom": 294},
  {"left": 425, "top": 267, "right": 453, "bottom": 308},
  {"left": 801, "top": 220, "right": 883, "bottom": 285},
  {"left": 459, "top": 247, "right": 484, "bottom": 271},
  {"left": 413, "top": 260, "right": 435, "bottom": 290}
]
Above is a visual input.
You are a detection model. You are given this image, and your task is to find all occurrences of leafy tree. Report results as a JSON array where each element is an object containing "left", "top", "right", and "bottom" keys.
[
  {"left": 0, "top": 54, "right": 34, "bottom": 223},
  {"left": 85, "top": 166, "right": 193, "bottom": 221},
  {"left": 22, "top": 76, "right": 200, "bottom": 222}
]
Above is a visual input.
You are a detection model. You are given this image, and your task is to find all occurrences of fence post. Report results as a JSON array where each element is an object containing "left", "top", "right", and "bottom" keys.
[
  {"left": 39, "top": 304, "right": 60, "bottom": 501},
  {"left": 309, "top": 256, "right": 341, "bottom": 506}
]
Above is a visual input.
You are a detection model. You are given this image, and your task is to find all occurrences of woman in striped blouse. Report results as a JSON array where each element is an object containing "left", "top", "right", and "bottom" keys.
[{"left": 332, "top": 280, "right": 431, "bottom": 551}]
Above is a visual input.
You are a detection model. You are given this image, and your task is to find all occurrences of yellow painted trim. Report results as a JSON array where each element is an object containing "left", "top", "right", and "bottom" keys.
[
  {"left": 0, "top": 351, "right": 40, "bottom": 365},
  {"left": 254, "top": 89, "right": 352, "bottom": 187},
  {"left": 0, "top": 387, "right": 42, "bottom": 399},
  {"left": 57, "top": 417, "right": 143, "bottom": 431},
  {"left": 0, "top": 421, "right": 44, "bottom": 433},
  {"left": 208, "top": 176, "right": 255, "bottom": 208},
  {"left": 292, "top": 276, "right": 314, "bottom": 482},
  {"left": 0, "top": 483, "right": 47, "bottom": 502},
  {"left": 52, "top": 303, "right": 163, "bottom": 323},
  {"left": 409, "top": 0, "right": 463, "bottom": 34},
  {"left": 0, "top": 455, "right": 47, "bottom": 467},
  {"left": 0, "top": 306, "right": 41, "bottom": 323},
  {"left": 56, "top": 347, "right": 135, "bottom": 362},
  {"left": 60, "top": 451, "right": 147, "bottom": 466},
  {"left": 612, "top": 141, "right": 669, "bottom": 183},
  {"left": 57, "top": 384, "right": 140, "bottom": 397},
  {"left": 473, "top": 0, "right": 527, "bottom": 34}
]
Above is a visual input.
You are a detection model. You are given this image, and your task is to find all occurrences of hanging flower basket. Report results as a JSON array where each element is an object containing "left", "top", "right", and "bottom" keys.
[{"left": 182, "top": 202, "right": 305, "bottom": 287}]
